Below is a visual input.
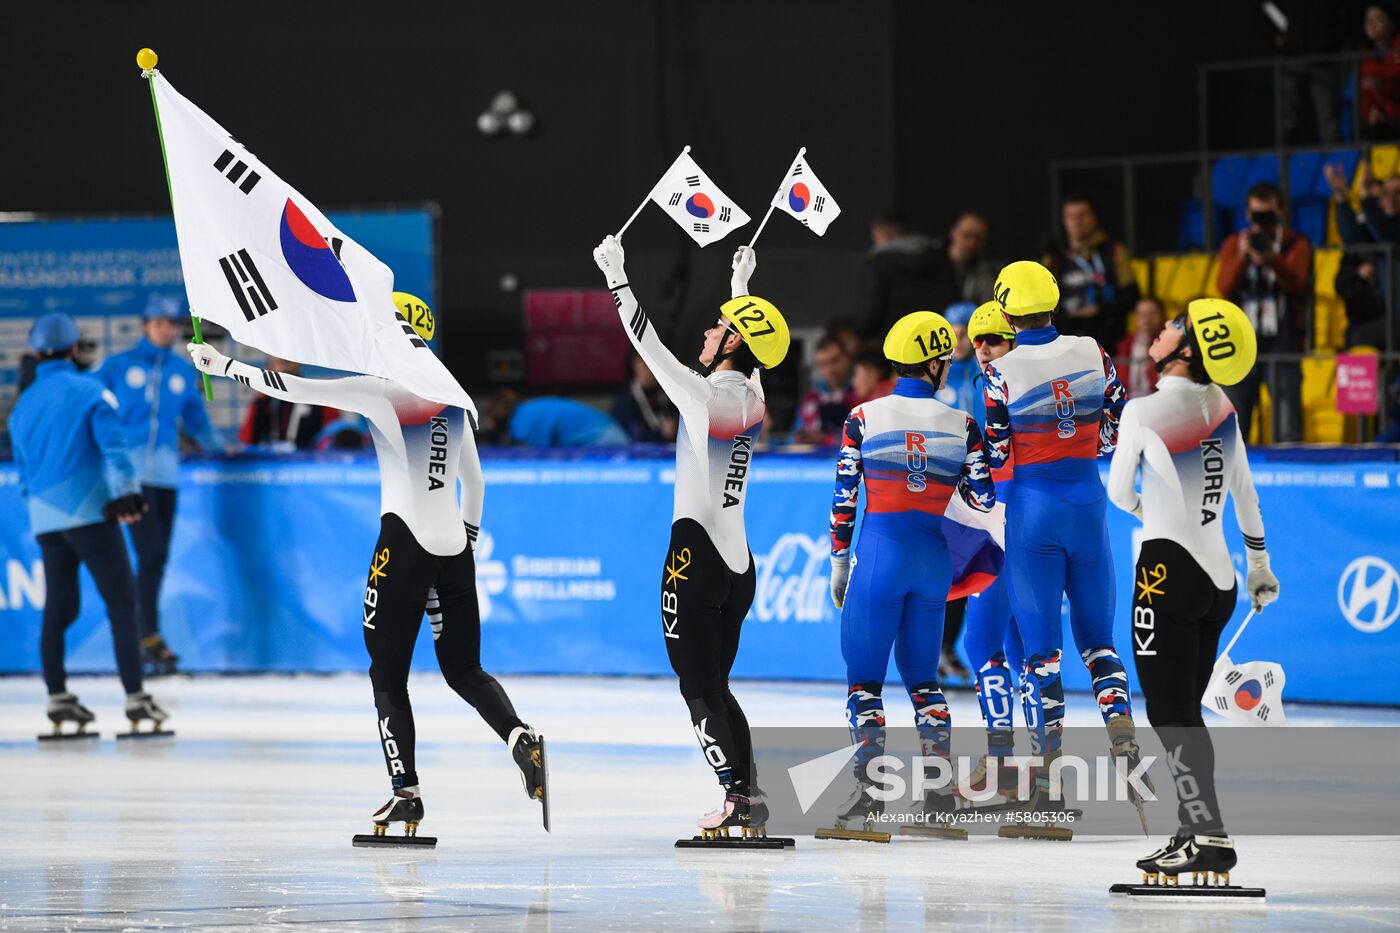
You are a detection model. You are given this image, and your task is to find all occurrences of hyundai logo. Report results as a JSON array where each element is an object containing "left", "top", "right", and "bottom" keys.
[{"left": 1337, "top": 556, "right": 1400, "bottom": 634}]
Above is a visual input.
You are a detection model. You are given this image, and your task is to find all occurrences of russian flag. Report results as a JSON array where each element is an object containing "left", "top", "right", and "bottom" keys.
[{"left": 942, "top": 497, "right": 1005, "bottom": 600}]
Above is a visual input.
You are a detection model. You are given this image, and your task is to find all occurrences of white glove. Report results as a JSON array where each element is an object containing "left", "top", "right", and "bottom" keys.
[
  {"left": 1246, "top": 552, "right": 1279, "bottom": 612},
  {"left": 730, "top": 245, "right": 756, "bottom": 298},
  {"left": 830, "top": 555, "right": 850, "bottom": 609},
  {"left": 593, "top": 235, "right": 627, "bottom": 289},
  {"left": 187, "top": 341, "right": 231, "bottom": 377}
]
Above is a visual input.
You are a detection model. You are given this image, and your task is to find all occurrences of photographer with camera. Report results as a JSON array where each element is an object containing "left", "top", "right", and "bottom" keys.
[{"left": 1215, "top": 182, "right": 1313, "bottom": 442}]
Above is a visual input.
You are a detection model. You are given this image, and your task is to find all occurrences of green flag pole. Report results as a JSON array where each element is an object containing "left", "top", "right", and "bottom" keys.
[{"left": 139, "top": 48, "right": 213, "bottom": 401}]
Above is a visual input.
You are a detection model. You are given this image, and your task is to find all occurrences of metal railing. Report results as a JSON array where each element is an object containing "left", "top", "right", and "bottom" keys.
[{"left": 1200, "top": 51, "right": 1370, "bottom": 154}]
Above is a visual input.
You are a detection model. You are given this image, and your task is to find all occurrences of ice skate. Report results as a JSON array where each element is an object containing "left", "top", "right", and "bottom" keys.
[
  {"left": 1112, "top": 833, "right": 1264, "bottom": 898},
  {"left": 996, "top": 777, "right": 1074, "bottom": 841},
  {"left": 509, "top": 726, "right": 551, "bottom": 831},
  {"left": 899, "top": 788, "right": 968, "bottom": 840},
  {"left": 676, "top": 790, "right": 794, "bottom": 849},
  {"left": 938, "top": 650, "right": 971, "bottom": 687},
  {"left": 142, "top": 634, "right": 180, "bottom": 677},
  {"left": 1107, "top": 717, "right": 1154, "bottom": 836},
  {"left": 952, "top": 754, "right": 1026, "bottom": 813},
  {"left": 38, "top": 692, "right": 99, "bottom": 742},
  {"left": 352, "top": 788, "right": 437, "bottom": 848},
  {"left": 117, "top": 692, "right": 174, "bottom": 739},
  {"left": 815, "top": 783, "right": 890, "bottom": 843}
]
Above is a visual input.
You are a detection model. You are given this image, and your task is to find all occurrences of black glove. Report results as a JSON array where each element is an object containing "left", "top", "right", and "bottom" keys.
[{"left": 103, "top": 493, "right": 148, "bottom": 523}]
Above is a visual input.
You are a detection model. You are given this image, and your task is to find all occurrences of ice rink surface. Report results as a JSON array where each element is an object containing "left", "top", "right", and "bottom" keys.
[{"left": 2, "top": 674, "right": 1398, "bottom": 932}]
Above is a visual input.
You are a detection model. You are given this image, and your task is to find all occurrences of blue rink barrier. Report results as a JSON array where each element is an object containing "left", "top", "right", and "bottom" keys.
[{"left": 0, "top": 450, "right": 1397, "bottom": 705}]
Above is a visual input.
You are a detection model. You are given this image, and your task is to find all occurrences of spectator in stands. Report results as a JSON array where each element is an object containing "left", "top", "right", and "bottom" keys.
[
  {"left": 610, "top": 352, "right": 677, "bottom": 443},
  {"left": 1336, "top": 256, "right": 1390, "bottom": 348},
  {"left": 1215, "top": 181, "right": 1314, "bottom": 442},
  {"left": 1327, "top": 159, "right": 1398, "bottom": 349},
  {"left": 795, "top": 335, "right": 855, "bottom": 444},
  {"left": 858, "top": 210, "right": 993, "bottom": 340},
  {"left": 1374, "top": 373, "right": 1400, "bottom": 442},
  {"left": 241, "top": 356, "right": 335, "bottom": 450},
  {"left": 1361, "top": 2, "right": 1400, "bottom": 140},
  {"left": 1043, "top": 194, "right": 1140, "bottom": 349},
  {"left": 934, "top": 302, "right": 982, "bottom": 418},
  {"left": 850, "top": 349, "right": 895, "bottom": 403},
  {"left": 824, "top": 318, "right": 863, "bottom": 358},
  {"left": 1118, "top": 298, "right": 1166, "bottom": 398}
]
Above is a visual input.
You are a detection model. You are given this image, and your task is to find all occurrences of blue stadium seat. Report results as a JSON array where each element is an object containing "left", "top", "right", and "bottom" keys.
[
  {"left": 1288, "top": 151, "right": 1323, "bottom": 201},
  {"left": 1293, "top": 198, "right": 1327, "bottom": 245},
  {"left": 1237, "top": 155, "right": 1282, "bottom": 225},
  {"left": 1177, "top": 198, "right": 1205, "bottom": 249},
  {"left": 1210, "top": 155, "right": 1249, "bottom": 209}
]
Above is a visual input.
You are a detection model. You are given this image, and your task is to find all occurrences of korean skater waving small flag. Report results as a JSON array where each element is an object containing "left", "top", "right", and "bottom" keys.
[
  {"left": 770, "top": 149, "right": 841, "bottom": 236},
  {"left": 617, "top": 147, "right": 750, "bottom": 247}
]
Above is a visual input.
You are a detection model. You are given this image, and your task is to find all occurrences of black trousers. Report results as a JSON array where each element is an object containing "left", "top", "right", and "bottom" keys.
[
  {"left": 1131, "top": 538, "right": 1236, "bottom": 835},
  {"left": 362, "top": 513, "right": 524, "bottom": 789},
  {"left": 128, "top": 484, "right": 178, "bottom": 639},
  {"left": 661, "top": 518, "right": 757, "bottom": 793},
  {"left": 38, "top": 521, "right": 144, "bottom": 696}
]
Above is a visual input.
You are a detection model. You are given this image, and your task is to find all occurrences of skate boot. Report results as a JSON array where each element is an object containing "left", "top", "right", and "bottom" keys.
[
  {"left": 953, "top": 754, "right": 1024, "bottom": 813},
  {"left": 509, "top": 726, "right": 550, "bottom": 831},
  {"left": 901, "top": 788, "right": 967, "bottom": 840},
  {"left": 142, "top": 634, "right": 180, "bottom": 677},
  {"left": 39, "top": 692, "right": 98, "bottom": 742},
  {"left": 117, "top": 692, "right": 173, "bottom": 739},
  {"left": 938, "top": 650, "right": 971, "bottom": 686},
  {"left": 353, "top": 788, "right": 437, "bottom": 848},
  {"left": 997, "top": 774, "right": 1074, "bottom": 841},
  {"left": 1107, "top": 717, "right": 1154, "bottom": 836},
  {"left": 1113, "top": 833, "right": 1262, "bottom": 898},
  {"left": 676, "top": 790, "right": 793, "bottom": 849},
  {"left": 816, "top": 783, "right": 890, "bottom": 842}
]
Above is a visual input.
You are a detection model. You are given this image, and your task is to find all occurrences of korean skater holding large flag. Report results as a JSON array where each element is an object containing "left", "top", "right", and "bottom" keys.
[
  {"left": 145, "top": 53, "right": 545, "bottom": 844},
  {"left": 1107, "top": 298, "right": 1279, "bottom": 893}
]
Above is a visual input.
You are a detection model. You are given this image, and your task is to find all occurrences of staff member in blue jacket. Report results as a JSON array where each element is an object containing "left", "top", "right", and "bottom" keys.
[
  {"left": 95, "top": 297, "right": 232, "bottom": 673},
  {"left": 9, "top": 314, "right": 168, "bottom": 735}
]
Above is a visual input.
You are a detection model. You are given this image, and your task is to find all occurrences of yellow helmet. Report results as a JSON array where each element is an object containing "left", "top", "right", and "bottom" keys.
[
  {"left": 968, "top": 301, "right": 1016, "bottom": 343},
  {"left": 1185, "top": 298, "right": 1257, "bottom": 386},
  {"left": 392, "top": 291, "right": 436, "bottom": 342},
  {"left": 883, "top": 311, "right": 956, "bottom": 365},
  {"left": 992, "top": 260, "right": 1059, "bottom": 316},
  {"left": 719, "top": 295, "right": 790, "bottom": 369}
]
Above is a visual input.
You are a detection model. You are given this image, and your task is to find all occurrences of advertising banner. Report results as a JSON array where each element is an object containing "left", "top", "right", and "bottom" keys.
[{"left": 0, "top": 454, "right": 1395, "bottom": 705}]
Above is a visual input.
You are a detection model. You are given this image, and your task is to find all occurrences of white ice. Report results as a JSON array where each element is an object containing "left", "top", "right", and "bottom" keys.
[{"left": 2, "top": 675, "right": 1398, "bottom": 931}]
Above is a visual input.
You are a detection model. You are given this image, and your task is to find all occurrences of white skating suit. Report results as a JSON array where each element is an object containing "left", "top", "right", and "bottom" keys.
[
  {"left": 222, "top": 359, "right": 482, "bottom": 556},
  {"left": 608, "top": 286, "right": 765, "bottom": 574},
  {"left": 1107, "top": 375, "right": 1266, "bottom": 588}
]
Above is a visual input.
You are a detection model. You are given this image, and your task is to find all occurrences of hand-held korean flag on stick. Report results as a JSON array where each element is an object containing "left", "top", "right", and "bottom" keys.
[
  {"left": 747, "top": 148, "right": 842, "bottom": 248},
  {"left": 143, "top": 61, "right": 473, "bottom": 414},
  {"left": 616, "top": 146, "right": 750, "bottom": 247},
  {"left": 1202, "top": 609, "right": 1288, "bottom": 725}
]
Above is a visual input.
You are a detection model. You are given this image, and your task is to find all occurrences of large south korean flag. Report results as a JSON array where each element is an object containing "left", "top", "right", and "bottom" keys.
[{"left": 152, "top": 71, "right": 472, "bottom": 413}]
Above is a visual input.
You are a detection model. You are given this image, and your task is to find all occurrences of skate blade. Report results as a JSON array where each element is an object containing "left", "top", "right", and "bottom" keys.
[
  {"left": 814, "top": 826, "right": 892, "bottom": 843},
  {"left": 537, "top": 735, "right": 550, "bottom": 833},
  {"left": 353, "top": 833, "right": 438, "bottom": 849},
  {"left": 38, "top": 732, "right": 100, "bottom": 743},
  {"left": 997, "top": 824, "right": 1073, "bottom": 841},
  {"left": 1110, "top": 882, "right": 1264, "bottom": 899},
  {"left": 675, "top": 835, "right": 792, "bottom": 850},
  {"left": 898, "top": 825, "right": 969, "bottom": 841},
  {"left": 116, "top": 728, "right": 175, "bottom": 740}
]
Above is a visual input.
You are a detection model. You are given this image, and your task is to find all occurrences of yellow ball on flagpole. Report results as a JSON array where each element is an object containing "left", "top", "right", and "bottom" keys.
[{"left": 136, "top": 48, "right": 158, "bottom": 70}]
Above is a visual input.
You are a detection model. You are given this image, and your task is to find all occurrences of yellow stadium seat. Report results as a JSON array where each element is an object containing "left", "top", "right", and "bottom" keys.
[
  {"left": 1313, "top": 296, "right": 1347, "bottom": 351},
  {"left": 1302, "top": 353, "right": 1345, "bottom": 443},
  {"left": 1204, "top": 255, "right": 1222, "bottom": 298},
  {"left": 1372, "top": 145, "right": 1400, "bottom": 180},
  {"left": 1325, "top": 200, "right": 1341, "bottom": 247},
  {"left": 1130, "top": 257, "right": 1150, "bottom": 297},
  {"left": 1165, "top": 253, "right": 1213, "bottom": 309},
  {"left": 1314, "top": 248, "right": 1342, "bottom": 300},
  {"left": 1151, "top": 255, "right": 1181, "bottom": 309}
]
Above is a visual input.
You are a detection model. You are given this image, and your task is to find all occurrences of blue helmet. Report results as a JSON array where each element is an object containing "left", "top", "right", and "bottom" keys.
[
  {"left": 143, "top": 293, "right": 185, "bottom": 321},
  {"left": 29, "top": 313, "right": 81, "bottom": 353},
  {"left": 942, "top": 302, "right": 977, "bottom": 327}
]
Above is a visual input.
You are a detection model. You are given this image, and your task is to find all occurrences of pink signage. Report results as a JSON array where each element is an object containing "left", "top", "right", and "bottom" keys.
[{"left": 1335, "top": 353, "right": 1379, "bottom": 415}]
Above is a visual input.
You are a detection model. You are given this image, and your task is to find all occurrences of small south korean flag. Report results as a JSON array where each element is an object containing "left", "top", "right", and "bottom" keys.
[
  {"left": 648, "top": 150, "right": 750, "bottom": 247},
  {"left": 1203, "top": 655, "right": 1287, "bottom": 725},
  {"left": 772, "top": 151, "right": 841, "bottom": 236}
]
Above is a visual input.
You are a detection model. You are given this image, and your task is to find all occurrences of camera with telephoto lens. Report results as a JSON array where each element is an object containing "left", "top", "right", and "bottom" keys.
[{"left": 1247, "top": 209, "right": 1278, "bottom": 254}]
